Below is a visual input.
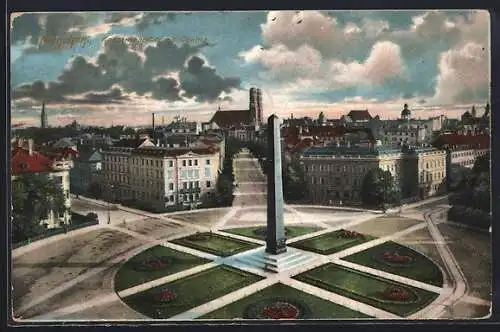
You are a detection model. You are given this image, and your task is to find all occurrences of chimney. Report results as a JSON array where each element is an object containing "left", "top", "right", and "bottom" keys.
[{"left": 28, "top": 139, "right": 34, "bottom": 156}]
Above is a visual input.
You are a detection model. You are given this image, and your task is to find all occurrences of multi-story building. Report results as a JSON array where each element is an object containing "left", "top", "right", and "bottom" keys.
[
  {"left": 101, "top": 137, "right": 155, "bottom": 201},
  {"left": 127, "top": 146, "right": 220, "bottom": 209},
  {"left": 102, "top": 138, "right": 221, "bottom": 210},
  {"left": 11, "top": 139, "right": 73, "bottom": 228},
  {"left": 299, "top": 144, "right": 404, "bottom": 205},
  {"left": 299, "top": 143, "right": 447, "bottom": 205},
  {"left": 70, "top": 148, "right": 103, "bottom": 195},
  {"left": 405, "top": 147, "right": 447, "bottom": 199}
]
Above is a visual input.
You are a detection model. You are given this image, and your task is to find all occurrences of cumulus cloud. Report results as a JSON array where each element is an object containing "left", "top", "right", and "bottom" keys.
[
  {"left": 239, "top": 44, "right": 323, "bottom": 81},
  {"left": 241, "top": 40, "right": 404, "bottom": 89},
  {"left": 179, "top": 56, "right": 242, "bottom": 102},
  {"left": 328, "top": 41, "right": 404, "bottom": 86},
  {"left": 432, "top": 42, "right": 489, "bottom": 104}
]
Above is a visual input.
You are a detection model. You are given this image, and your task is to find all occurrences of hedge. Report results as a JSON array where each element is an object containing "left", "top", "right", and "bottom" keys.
[
  {"left": 447, "top": 205, "right": 491, "bottom": 230},
  {"left": 12, "top": 217, "right": 99, "bottom": 249}
]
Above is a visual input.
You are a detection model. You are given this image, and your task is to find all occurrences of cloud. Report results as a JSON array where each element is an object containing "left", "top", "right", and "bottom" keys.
[
  {"left": 179, "top": 56, "right": 242, "bottom": 102},
  {"left": 241, "top": 40, "right": 404, "bottom": 89},
  {"left": 135, "top": 13, "right": 177, "bottom": 31},
  {"left": 328, "top": 41, "right": 404, "bottom": 86},
  {"left": 432, "top": 42, "right": 489, "bottom": 104},
  {"left": 239, "top": 44, "right": 323, "bottom": 81},
  {"left": 11, "top": 13, "right": 102, "bottom": 53},
  {"left": 12, "top": 34, "right": 240, "bottom": 104},
  {"left": 67, "top": 87, "right": 131, "bottom": 104}
]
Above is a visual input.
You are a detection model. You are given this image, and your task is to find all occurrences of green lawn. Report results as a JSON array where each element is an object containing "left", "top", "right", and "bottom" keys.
[
  {"left": 343, "top": 241, "right": 444, "bottom": 287},
  {"left": 114, "top": 245, "right": 211, "bottom": 291},
  {"left": 222, "top": 225, "right": 323, "bottom": 241},
  {"left": 120, "top": 265, "right": 263, "bottom": 319},
  {"left": 290, "top": 230, "right": 375, "bottom": 255},
  {"left": 201, "top": 282, "right": 372, "bottom": 319},
  {"left": 294, "top": 263, "right": 439, "bottom": 317},
  {"left": 170, "top": 232, "right": 260, "bottom": 257}
]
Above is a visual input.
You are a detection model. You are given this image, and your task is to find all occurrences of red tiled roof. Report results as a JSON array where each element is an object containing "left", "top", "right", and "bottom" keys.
[
  {"left": 434, "top": 134, "right": 490, "bottom": 149},
  {"left": 209, "top": 110, "right": 251, "bottom": 129},
  {"left": 12, "top": 147, "right": 54, "bottom": 175},
  {"left": 347, "top": 110, "right": 372, "bottom": 121}
]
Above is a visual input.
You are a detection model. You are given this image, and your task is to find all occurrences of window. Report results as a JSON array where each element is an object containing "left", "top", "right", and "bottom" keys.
[
  {"left": 311, "top": 177, "right": 315, "bottom": 184},
  {"left": 205, "top": 167, "right": 211, "bottom": 177},
  {"left": 182, "top": 160, "right": 187, "bottom": 167},
  {"left": 194, "top": 159, "right": 198, "bottom": 166},
  {"left": 195, "top": 181, "right": 199, "bottom": 188},
  {"left": 189, "top": 160, "right": 192, "bottom": 166},
  {"left": 206, "top": 159, "right": 210, "bottom": 165},
  {"left": 169, "top": 195, "right": 174, "bottom": 202},
  {"left": 169, "top": 183, "right": 174, "bottom": 190},
  {"left": 183, "top": 182, "right": 188, "bottom": 189},
  {"left": 169, "top": 160, "right": 173, "bottom": 167},
  {"left": 206, "top": 181, "right": 211, "bottom": 188}
]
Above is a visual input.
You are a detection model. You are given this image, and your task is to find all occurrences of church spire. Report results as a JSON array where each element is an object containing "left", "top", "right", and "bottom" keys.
[{"left": 40, "top": 101, "right": 48, "bottom": 128}]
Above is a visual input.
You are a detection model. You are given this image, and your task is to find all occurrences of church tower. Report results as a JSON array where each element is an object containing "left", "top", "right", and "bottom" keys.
[
  {"left": 249, "top": 87, "right": 264, "bottom": 126},
  {"left": 401, "top": 103, "right": 411, "bottom": 121}
]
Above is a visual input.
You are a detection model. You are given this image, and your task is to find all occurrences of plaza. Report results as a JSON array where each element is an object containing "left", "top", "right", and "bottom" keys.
[{"left": 11, "top": 149, "right": 491, "bottom": 321}]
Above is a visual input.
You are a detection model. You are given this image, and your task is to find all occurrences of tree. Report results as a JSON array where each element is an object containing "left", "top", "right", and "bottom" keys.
[
  {"left": 283, "top": 161, "right": 307, "bottom": 202},
  {"left": 12, "top": 173, "right": 66, "bottom": 243},
  {"left": 360, "top": 168, "right": 401, "bottom": 209},
  {"left": 472, "top": 152, "right": 490, "bottom": 175},
  {"left": 87, "top": 182, "right": 102, "bottom": 199},
  {"left": 216, "top": 174, "right": 234, "bottom": 206}
]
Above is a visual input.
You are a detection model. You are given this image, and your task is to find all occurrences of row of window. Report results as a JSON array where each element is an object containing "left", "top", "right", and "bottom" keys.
[
  {"left": 310, "top": 176, "right": 362, "bottom": 186},
  {"left": 106, "top": 156, "right": 212, "bottom": 168},
  {"left": 305, "top": 164, "right": 375, "bottom": 173},
  {"left": 424, "top": 159, "right": 445, "bottom": 169},
  {"left": 420, "top": 171, "right": 445, "bottom": 183},
  {"left": 452, "top": 150, "right": 475, "bottom": 158}
]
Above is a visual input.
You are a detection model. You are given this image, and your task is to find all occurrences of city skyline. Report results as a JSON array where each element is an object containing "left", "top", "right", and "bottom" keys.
[{"left": 10, "top": 10, "right": 490, "bottom": 127}]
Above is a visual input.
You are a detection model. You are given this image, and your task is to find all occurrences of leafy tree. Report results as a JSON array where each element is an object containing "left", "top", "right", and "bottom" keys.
[
  {"left": 216, "top": 174, "right": 234, "bottom": 206},
  {"left": 472, "top": 152, "right": 490, "bottom": 175},
  {"left": 12, "top": 173, "right": 66, "bottom": 243},
  {"left": 283, "top": 161, "right": 307, "bottom": 202},
  {"left": 360, "top": 168, "right": 401, "bottom": 209},
  {"left": 87, "top": 182, "right": 102, "bottom": 199}
]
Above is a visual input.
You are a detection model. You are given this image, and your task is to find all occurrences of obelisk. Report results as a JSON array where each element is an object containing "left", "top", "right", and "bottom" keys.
[{"left": 266, "top": 114, "right": 287, "bottom": 255}]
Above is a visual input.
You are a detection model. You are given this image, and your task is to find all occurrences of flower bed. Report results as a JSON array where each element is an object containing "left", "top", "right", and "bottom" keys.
[
  {"left": 243, "top": 297, "right": 311, "bottom": 319},
  {"left": 375, "top": 251, "right": 414, "bottom": 267},
  {"left": 383, "top": 286, "right": 412, "bottom": 302},
  {"left": 133, "top": 256, "right": 174, "bottom": 271},
  {"left": 338, "top": 230, "right": 362, "bottom": 239},
  {"left": 153, "top": 288, "right": 177, "bottom": 304}
]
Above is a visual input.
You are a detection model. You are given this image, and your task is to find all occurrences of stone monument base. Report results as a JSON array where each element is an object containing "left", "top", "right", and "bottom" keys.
[{"left": 235, "top": 247, "right": 315, "bottom": 273}]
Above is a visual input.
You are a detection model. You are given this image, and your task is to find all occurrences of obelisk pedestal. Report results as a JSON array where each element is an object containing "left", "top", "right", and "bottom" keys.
[{"left": 266, "top": 114, "right": 287, "bottom": 255}]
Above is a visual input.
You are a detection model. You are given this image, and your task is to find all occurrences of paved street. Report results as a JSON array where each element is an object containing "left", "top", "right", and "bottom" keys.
[{"left": 232, "top": 149, "right": 267, "bottom": 207}]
